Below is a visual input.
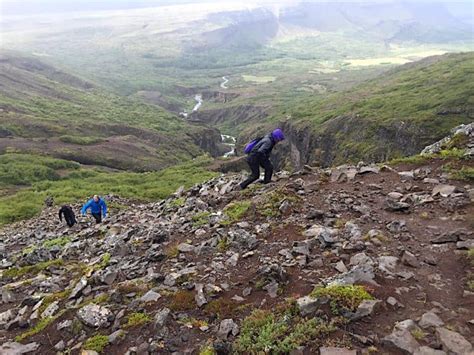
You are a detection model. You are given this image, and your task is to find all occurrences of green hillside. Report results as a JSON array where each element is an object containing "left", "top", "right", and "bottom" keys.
[
  {"left": 0, "top": 153, "right": 217, "bottom": 225},
  {"left": 272, "top": 52, "right": 474, "bottom": 166},
  {"left": 0, "top": 53, "right": 219, "bottom": 171}
]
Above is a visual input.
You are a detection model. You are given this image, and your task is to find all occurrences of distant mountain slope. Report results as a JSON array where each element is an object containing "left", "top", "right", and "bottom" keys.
[
  {"left": 0, "top": 53, "right": 223, "bottom": 171},
  {"left": 252, "top": 52, "right": 474, "bottom": 168}
]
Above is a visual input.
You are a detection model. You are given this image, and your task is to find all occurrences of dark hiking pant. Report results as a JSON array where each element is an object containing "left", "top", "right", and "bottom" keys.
[
  {"left": 92, "top": 213, "right": 102, "bottom": 224},
  {"left": 240, "top": 154, "right": 273, "bottom": 189},
  {"left": 65, "top": 215, "right": 76, "bottom": 227}
]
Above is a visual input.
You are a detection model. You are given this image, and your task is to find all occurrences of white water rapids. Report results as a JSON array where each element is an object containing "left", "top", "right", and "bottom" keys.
[{"left": 180, "top": 77, "right": 235, "bottom": 157}]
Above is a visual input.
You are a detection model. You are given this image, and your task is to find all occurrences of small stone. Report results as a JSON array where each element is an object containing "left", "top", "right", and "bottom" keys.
[
  {"left": 279, "top": 200, "right": 292, "bottom": 216},
  {"left": 401, "top": 251, "right": 420, "bottom": 268},
  {"left": 108, "top": 330, "right": 125, "bottom": 345},
  {"left": 69, "top": 277, "right": 88, "bottom": 299},
  {"left": 350, "top": 300, "right": 381, "bottom": 321},
  {"left": 54, "top": 340, "right": 65, "bottom": 351},
  {"left": 217, "top": 319, "right": 239, "bottom": 339},
  {"left": 77, "top": 304, "right": 111, "bottom": 328},
  {"left": 457, "top": 240, "right": 474, "bottom": 250},
  {"left": 388, "top": 192, "right": 404, "bottom": 200},
  {"left": 154, "top": 307, "right": 170, "bottom": 328},
  {"left": 41, "top": 301, "right": 59, "bottom": 318},
  {"left": 139, "top": 290, "right": 161, "bottom": 303},
  {"left": 177, "top": 243, "right": 195, "bottom": 253},
  {"left": 335, "top": 261, "right": 348, "bottom": 273},
  {"left": 387, "top": 297, "right": 398, "bottom": 306},
  {"left": 101, "top": 271, "right": 118, "bottom": 286},
  {"left": 264, "top": 281, "right": 279, "bottom": 299},
  {"left": 195, "top": 284, "right": 207, "bottom": 307},
  {"left": 296, "top": 296, "right": 320, "bottom": 316}
]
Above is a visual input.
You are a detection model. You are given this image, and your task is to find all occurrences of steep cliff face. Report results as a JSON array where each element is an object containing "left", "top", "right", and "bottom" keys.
[
  {"left": 192, "top": 105, "right": 268, "bottom": 130},
  {"left": 186, "top": 124, "right": 228, "bottom": 158},
  {"left": 237, "top": 112, "right": 472, "bottom": 171}
]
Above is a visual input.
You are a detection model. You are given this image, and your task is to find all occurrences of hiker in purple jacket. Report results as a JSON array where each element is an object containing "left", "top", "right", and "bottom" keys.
[{"left": 240, "top": 128, "right": 285, "bottom": 189}]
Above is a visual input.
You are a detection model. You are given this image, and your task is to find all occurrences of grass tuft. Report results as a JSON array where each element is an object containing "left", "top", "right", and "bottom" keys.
[
  {"left": 311, "top": 285, "right": 373, "bottom": 314},
  {"left": 83, "top": 334, "right": 109, "bottom": 353},
  {"left": 124, "top": 312, "right": 151, "bottom": 328}
]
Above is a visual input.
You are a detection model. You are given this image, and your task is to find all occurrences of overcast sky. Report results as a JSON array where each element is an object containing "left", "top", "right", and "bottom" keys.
[{"left": 1, "top": 0, "right": 472, "bottom": 16}]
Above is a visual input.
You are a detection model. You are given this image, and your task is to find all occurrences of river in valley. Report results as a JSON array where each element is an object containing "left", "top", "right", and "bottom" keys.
[{"left": 180, "top": 77, "right": 236, "bottom": 157}]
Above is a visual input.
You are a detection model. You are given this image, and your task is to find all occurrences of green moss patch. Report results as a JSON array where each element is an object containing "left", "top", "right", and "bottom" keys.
[{"left": 311, "top": 285, "right": 373, "bottom": 314}]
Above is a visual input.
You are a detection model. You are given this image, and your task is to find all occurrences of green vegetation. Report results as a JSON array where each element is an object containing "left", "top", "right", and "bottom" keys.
[
  {"left": 468, "top": 249, "right": 474, "bottom": 266},
  {"left": 165, "top": 244, "right": 180, "bottom": 258},
  {"left": 84, "top": 335, "right": 110, "bottom": 353},
  {"left": 170, "top": 197, "right": 186, "bottom": 208},
  {"left": 0, "top": 154, "right": 217, "bottom": 225},
  {"left": 0, "top": 154, "right": 79, "bottom": 186},
  {"left": 192, "top": 211, "right": 211, "bottom": 227},
  {"left": 199, "top": 345, "right": 216, "bottom": 355},
  {"left": 411, "top": 329, "right": 427, "bottom": 340},
  {"left": 98, "top": 253, "right": 111, "bottom": 269},
  {"left": 221, "top": 200, "right": 252, "bottom": 225},
  {"left": 217, "top": 237, "right": 230, "bottom": 252},
  {"left": 273, "top": 53, "right": 474, "bottom": 164},
  {"left": 42, "top": 236, "right": 72, "bottom": 249},
  {"left": 59, "top": 135, "right": 103, "bottom": 145},
  {"left": 439, "top": 148, "right": 466, "bottom": 160},
  {"left": 204, "top": 298, "right": 241, "bottom": 319},
  {"left": 311, "top": 285, "right": 374, "bottom": 314},
  {"left": 38, "top": 289, "right": 72, "bottom": 314},
  {"left": 15, "top": 316, "right": 56, "bottom": 342},
  {"left": 124, "top": 312, "right": 151, "bottom": 328},
  {"left": 2, "top": 259, "right": 64, "bottom": 279},
  {"left": 234, "top": 307, "right": 337, "bottom": 353},
  {"left": 260, "top": 189, "right": 299, "bottom": 217},
  {"left": 449, "top": 166, "right": 474, "bottom": 182},
  {"left": 387, "top": 154, "right": 431, "bottom": 166},
  {"left": 169, "top": 290, "right": 196, "bottom": 311}
]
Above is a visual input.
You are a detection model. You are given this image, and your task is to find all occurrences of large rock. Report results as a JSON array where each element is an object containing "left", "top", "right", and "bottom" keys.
[
  {"left": 69, "top": 277, "right": 88, "bottom": 299},
  {"left": 217, "top": 319, "right": 239, "bottom": 339},
  {"left": 382, "top": 328, "right": 420, "bottom": 354},
  {"left": 436, "top": 327, "right": 472, "bottom": 354},
  {"left": 77, "top": 304, "right": 111, "bottom": 328},
  {"left": 328, "top": 264, "right": 376, "bottom": 286},
  {"left": 414, "top": 346, "right": 446, "bottom": 355},
  {"left": 139, "top": 290, "right": 161, "bottom": 303},
  {"left": 0, "top": 342, "right": 40, "bottom": 354},
  {"left": 419, "top": 312, "right": 444, "bottom": 329},
  {"left": 296, "top": 295, "right": 321, "bottom": 316},
  {"left": 319, "top": 347, "right": 357, "bottom": 355},
  {"left": 154, "top": 307, "right": 170, "bottom": 328},
  {"left": 432, "top": 185, "right": 457, "bottom": 197},
  {"left": 349, "top": 300, "right": 381, "bottom": 321}
]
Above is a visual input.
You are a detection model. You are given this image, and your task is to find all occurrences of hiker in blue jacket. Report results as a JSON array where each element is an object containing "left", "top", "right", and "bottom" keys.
[
  {"left": 240, "top": 128, "right": 285, "bottom": 189},
  {"left": 81, "top": 195, "right": 107, "bottom": 223}
]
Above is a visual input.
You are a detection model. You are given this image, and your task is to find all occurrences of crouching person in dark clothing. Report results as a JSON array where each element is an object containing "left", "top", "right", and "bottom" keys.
[
  {"left": 240, "top": 128, "right": 285, "bottom": 190},
  {"left": 81, "top": 195, "right": 108, "bottom": 223},
  {"left": 59, "top": 205, "right": 77, "bottom": 227}
]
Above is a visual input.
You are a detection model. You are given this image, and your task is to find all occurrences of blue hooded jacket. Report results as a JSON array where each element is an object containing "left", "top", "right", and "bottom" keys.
[{"left": 81, "top": 198, "right": 107, "bottom": 216}]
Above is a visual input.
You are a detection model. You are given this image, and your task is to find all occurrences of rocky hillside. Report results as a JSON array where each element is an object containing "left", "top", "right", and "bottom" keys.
[{"left": 0, "top": 128, "right": 473, "bottom": 354}]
